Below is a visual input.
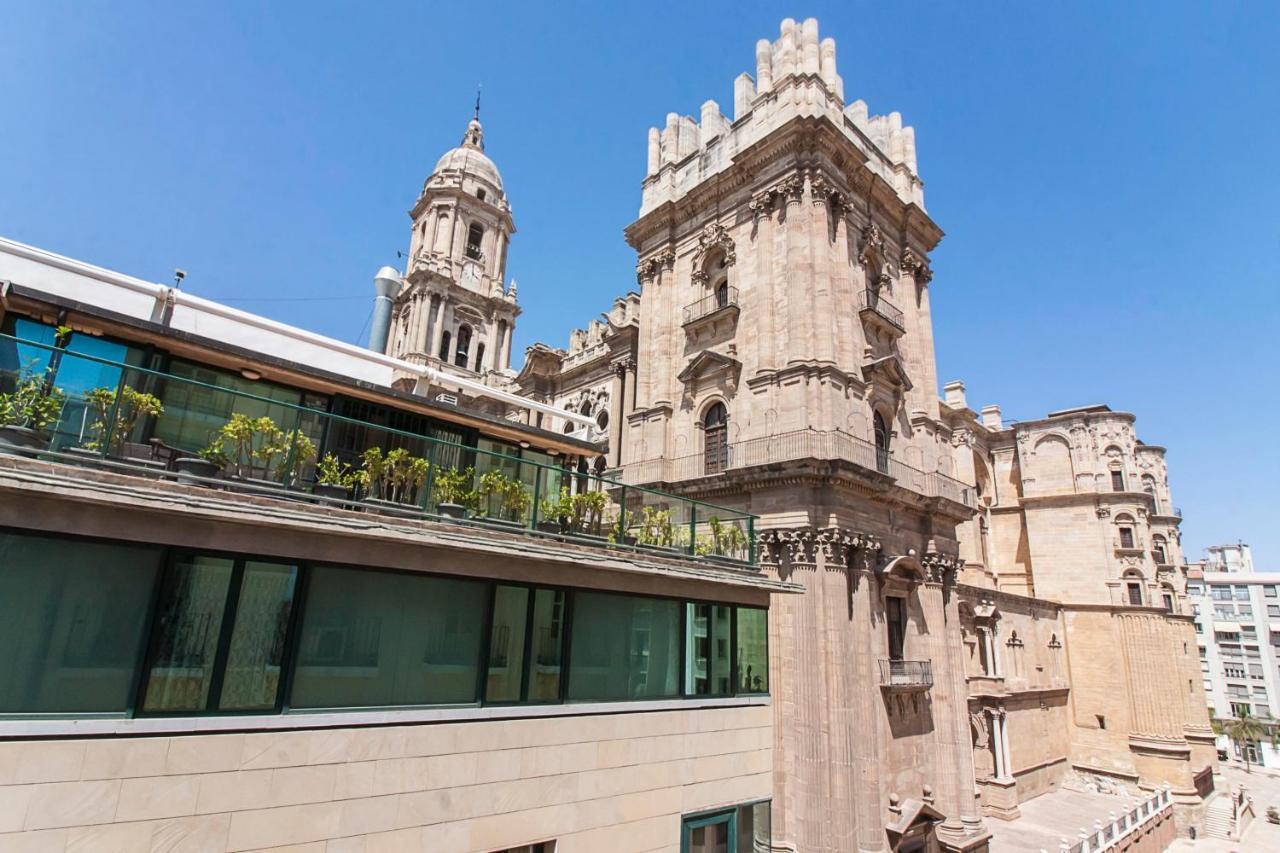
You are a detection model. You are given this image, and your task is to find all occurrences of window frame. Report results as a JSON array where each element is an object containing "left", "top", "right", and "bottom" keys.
[{"left": 680, "top": 799, "right": 772, "bottom": 853}]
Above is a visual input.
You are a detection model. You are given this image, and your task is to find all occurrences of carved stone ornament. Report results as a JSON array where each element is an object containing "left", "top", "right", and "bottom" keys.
[
  {"left": 1096, "top": 506, "right": 1111, "bottom": 519},
  {"left": 634, "top": 248, "right": 676, "bottom": 284},
  {"left": 778, "top": 172, "right": 806, "bottom": 204},
  {"left": 757, "top": 526, "right": 875, "bottom": 566},
  {"left": 808, "top": 171, "right": 847, "bottom": 211},
  {"left": 749, "top": 187, "right": 778, "bottom": 219},
  {"left": 860, "top": 223, "right": 886, "bottom": 265},
  {"left": 691, "top": 222, "right": 736, "bottom": 283},
  {"left": 922, "top": 549, "right": 962, "bottom": 585},
  {"left": 970, "top": 712, "right": 990, "bottom": 749},
  {"left": 900, "top": 248, "right": 932, "bottom": 284},
  {"left": 950, "top": 429, "right": 974, "bottom": 448}
]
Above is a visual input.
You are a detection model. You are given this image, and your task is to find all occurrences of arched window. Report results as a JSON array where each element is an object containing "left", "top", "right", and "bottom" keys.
[
  {"left": 465, "top": 223, "right": 484, "bottom": 260},
  {"left": 874, "top": 411, "right": 891, "bottom": 474},
  {"left": 704, "top": 402, "right": 729, "bottom": 474},
  {"left": 454, "top": 324, "right": 472, "bottom": 368},
  {"left": 1161, "top": 584, "right": 1177, "bottom": 613},
  {"left": 438, "top": 330, "right": 451, "bottom": 362},
  {"left": 1153, "top": 535, "right": 1168, "bottom": 566}
]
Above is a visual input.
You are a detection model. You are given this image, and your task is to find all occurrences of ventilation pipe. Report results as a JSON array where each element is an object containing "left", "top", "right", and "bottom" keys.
[{"left": 368, "top": 266, "right": 400, "bottom": 354}]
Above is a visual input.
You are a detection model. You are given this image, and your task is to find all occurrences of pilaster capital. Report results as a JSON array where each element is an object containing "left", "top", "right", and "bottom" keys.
[
  {"left": 757, "top": 525, "right": 877, "bottom": 567},
  {"left": 634, "top": 247, "right": 676, "bottom": 284}
]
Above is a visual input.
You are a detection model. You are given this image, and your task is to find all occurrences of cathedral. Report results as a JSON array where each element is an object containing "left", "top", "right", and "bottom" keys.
[{"left": 378, "top": 16, "right": 1213, "bottom": 852}]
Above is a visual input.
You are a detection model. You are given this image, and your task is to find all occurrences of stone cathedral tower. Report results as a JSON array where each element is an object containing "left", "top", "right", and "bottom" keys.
[
  {"left": 385, "top": 115, "right": 520, "bottom": 381},
  {"left": 622, "top": 18, "right": 990, "bottom": 853}
]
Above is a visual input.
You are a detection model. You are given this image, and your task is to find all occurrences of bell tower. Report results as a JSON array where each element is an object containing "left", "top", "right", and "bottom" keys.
[{"left": 385, "top": 112, "right": 520, "bottom": 380}]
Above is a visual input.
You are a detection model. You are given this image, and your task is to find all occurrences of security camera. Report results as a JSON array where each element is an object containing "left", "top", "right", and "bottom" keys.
[{"left": 174, "top": 269, "right": 186, "bottom": 285}]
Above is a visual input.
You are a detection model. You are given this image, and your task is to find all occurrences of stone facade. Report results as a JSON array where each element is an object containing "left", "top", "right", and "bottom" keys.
[{"left": 942, "top": 390, "right": 1216, "bottom": 829}]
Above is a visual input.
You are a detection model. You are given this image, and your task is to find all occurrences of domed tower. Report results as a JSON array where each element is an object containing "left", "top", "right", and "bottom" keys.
[{"left": 385, "top": 115, "right": 520, "bottom": 381}]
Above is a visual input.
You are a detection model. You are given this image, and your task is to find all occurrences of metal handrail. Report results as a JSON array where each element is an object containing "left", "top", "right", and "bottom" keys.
[
  {"left": 0, "top": 332, "right": 758, "bottom": 564},
  {"left": 856, "top": 289, "right": 905, "bottom": 330},
  {"left": 623, "top": 427, "right": 976, "bottom": 509},
  {"left": 683, "top": 286, "right": 739, "bottom": 324},
  {"left": 878, "top": 659, "right": 933, "bottom": 687}
]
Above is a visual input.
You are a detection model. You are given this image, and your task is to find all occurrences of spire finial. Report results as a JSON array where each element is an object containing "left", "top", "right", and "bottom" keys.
[{"left": 474, "top": 85, "right": 482, "bottom": 122}]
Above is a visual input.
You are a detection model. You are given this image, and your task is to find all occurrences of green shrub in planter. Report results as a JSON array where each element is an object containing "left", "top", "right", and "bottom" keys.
[{"left": 81, "top": 385, "right": 163, "bottom": 455}]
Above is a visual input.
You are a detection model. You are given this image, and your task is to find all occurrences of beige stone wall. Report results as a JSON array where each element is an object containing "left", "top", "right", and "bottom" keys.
[{"left": 0, "top": 706, "right": 771, "bottom": 852}]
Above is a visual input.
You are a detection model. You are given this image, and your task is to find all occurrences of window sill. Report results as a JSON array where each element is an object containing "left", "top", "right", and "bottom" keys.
[{"left": 0, "top": 695, "right": 770, "bottom": 739}]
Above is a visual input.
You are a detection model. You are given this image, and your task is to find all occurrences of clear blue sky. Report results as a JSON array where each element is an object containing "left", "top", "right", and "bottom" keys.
[{"left": 3, "top": 2, "right": 1277, "bottom": 565}]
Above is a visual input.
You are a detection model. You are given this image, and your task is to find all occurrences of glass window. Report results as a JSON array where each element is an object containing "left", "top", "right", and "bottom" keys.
[
  {"left": 290, "top": 566, "right": 486, "bottom": 709},
  {"left": 567, "top": 592, "right": 680, "bottom": 701},
  {"left": 486, "top": 586, "right": 529, "bottom": 702},
  {"left": 528, "top": 588, "right": 566, "bottom": 702},
  {"left": 736, "top": 608, "right": 769, "bottom": 694},
  {"left": 218, "top": 561, "right": 298, "bottom": 711},
  {"left": 684, "top": 811, "right": 732, "bottom": 853},
  {"left": 0, "top": 532, "right": 161, "bottom": 714},
  {"left": 141, "top": 555, "right": 236, "bottom": 713},
  {"left": 152, "top": 359, "right": 317, "bottom": 453},
  {"left": 685, "top": 603, "right": 732, "bottom": 696},
  {"left": 0, "top": 316, "right": 58, "bottom": 391},
  {"left": 1235, "top": 586, "right": 1251, "bottom": 601},
  {"left": 1266, "top": 586, "right": 1278, "bottom": 599}
]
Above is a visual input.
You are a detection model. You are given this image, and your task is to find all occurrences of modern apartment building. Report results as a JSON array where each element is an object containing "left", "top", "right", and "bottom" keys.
[{"left": 1186, "top": 543, "right": 1280, "bottom": 770}]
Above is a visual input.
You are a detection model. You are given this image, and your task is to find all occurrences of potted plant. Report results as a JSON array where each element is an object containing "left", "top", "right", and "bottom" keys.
[
  {"left": 313, "top": 453, "right": 356, "bottom": 500},
  {"left": 212, "top": 413, "right": 284, "bottom": 487},
  {"left": 79, "top": 385, "right": 164, "bottom": 457},
  {"left": 433, "top": 465, "right": 476, "bottom": 519},
  {"left": 475, "top": 469, "right": 529, "bottom": 528},
  {"left": 570, "top": 489, "right": 609, "bottom": 538},
  {"left": 175, "top": 441, "right": 226, "bottom": 485},
  {"left": 537, "top": 486, "right": 572, "bottom": 534},
  {"left": 269, "top": 429, "right": 317, "bottom": 488},
  {"left": 0, "top": 367, "right": 64, "bottom": 452}
]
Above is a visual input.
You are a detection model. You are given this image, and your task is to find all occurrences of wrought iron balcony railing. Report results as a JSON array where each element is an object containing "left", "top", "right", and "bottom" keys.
[
  {"left": 878, "top": 659, "right": 933, "bottom": 690},
  {"left": 683, "top": 286, "right": 739, "bottom": 325},
  {"left": 857, "top": 289, "right": 905, "bottom": 331},
  {"left": 623, "top": 427, "right": 976, "bottom": 509}
]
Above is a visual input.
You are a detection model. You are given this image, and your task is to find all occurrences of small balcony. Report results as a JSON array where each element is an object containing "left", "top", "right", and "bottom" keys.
[
  {"left": 682, "top": 287, "right": 739, "bottom": 330},
  {"left": 879, "top": 659, "right": 933, "bottom": 691},
  {"left": 857, "top": 289, "right": 905, "bottom": 332}
]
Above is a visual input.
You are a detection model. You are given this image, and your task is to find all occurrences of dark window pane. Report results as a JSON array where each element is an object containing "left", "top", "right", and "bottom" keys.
[
  {"left": 290, "top": 566, "right": 486, "bottom": 709},
  {"left": 217, "top": 561, "right": 297, "bottom": 711},
  {"left": 528, "top": 588, "right": 566, "bottom": 701},
  {"left": 486, "top": 586, "right": 529, "bottom": 702},
  {"left": 736, "top": 608, "right": 769, "bottom": 694},
  {"left": 141, "top": 555, "right": 236, "bottom": 712},
  {"left": 685, "top": 603, "right": 732, "bottom": 696},
  {"left": 567, "top": 592, "right": 680, "bottom": 701},
  {"left": 0, "top": 533, "right": 161, "bottom": 713},
  {"left": 886, "top": 597, "right": 905, "bottom": 661}
]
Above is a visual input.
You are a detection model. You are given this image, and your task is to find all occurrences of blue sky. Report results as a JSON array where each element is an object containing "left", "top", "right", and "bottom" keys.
[{"left": 3, "top": 2, "right": 1277, "bottom": 565}]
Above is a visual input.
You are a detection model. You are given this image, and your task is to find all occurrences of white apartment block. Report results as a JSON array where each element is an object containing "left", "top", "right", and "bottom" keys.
[{"left": 1187, "top": 543, "right": 1280, "bottom": 769}]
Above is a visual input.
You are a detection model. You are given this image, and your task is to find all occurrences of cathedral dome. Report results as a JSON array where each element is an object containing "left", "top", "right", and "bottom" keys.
[{"left": 431, "top": 118, "right": 503, "bottom": 192}]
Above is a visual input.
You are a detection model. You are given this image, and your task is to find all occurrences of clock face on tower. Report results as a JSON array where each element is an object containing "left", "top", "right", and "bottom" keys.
[{"left": 460, "top": 262, "right": 483, "bottom": 293}]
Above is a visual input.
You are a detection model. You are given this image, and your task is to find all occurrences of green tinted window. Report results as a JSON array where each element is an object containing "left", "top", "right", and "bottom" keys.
[
  {"left": 152, "top": 360, "right": 311, "bottom": 451},
  {"left": 0, "top": 533, "right": 161, "bottom": 714},
  {"left": 567, "top": 592, "right": 680, "bottom": 701},
  {"left": 528, "top": 588, "right": 566, "bottom": 702},
  {"left": 290, "top": 566, "right": 486, "bottom": 709},
  {"left": 141, "top": 555, "right": 236, "bottom": 712},
  {"left": 486, "top": 586, "right": 529, "bottom": 702},
  {"left": 218, "top": 561, "right": 298, "bottom": 711},
  {"left": 736, "top": 607, "right": 769, "bottom": 694},
  {"left": 685, "top": 603, "right": 732, "bottom": 696}
]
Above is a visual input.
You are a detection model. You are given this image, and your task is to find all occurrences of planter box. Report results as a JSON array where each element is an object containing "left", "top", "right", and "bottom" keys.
[
  {"left": 174, "top": 457, "right": 222, "bottom": 486},
  {"left": 535, "top": 520, "right": 563, "bottom": 535},
  {"left": 312, "top": 483, "right": 352, "bottom": 502},
  {"left": 363, "top": 497, "right": 423, "bottom": 517},
  {"left": 437, "top": 502, "right": 468, "bottom": 520},
  {"left": 476, "top": 516, "right": 525, "bottom": 531},
  {"left": 0, "top": 425, "right": 48, "bottom": 453}
]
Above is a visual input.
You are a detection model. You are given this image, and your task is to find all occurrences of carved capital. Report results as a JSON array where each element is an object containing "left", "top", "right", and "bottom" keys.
[
  {"left": 749, "top": 188, "right": 777, "bottom": 219},
  {"left": 860, "top": 222, "right": 886, "bottom": 266},
  {"left": 634, "top": 248, "right": 676, "bottom": 284},
  {"left": 758, "top": 525, "right": 874, "bottom": 567},
  {"left": 778, "top": 173, "right": 805, "bottom": 205}
]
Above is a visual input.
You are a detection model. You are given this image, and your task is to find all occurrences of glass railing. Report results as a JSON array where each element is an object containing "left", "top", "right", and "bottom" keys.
[{"left": 0, "top": 333, "right": 757, "bottom": 565}]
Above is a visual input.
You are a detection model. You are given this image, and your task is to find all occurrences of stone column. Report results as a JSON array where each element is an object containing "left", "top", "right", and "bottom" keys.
[
  {"left": 429, "top": 298, "right": 447, "bottom": 360},
  {"left": 989, "top": 710, "right": 1005, "bottom": 779},
  {"left": 608, "top": 361, "right": 626, "bottom": 468},
  {"left": 500, "top": 322, "right": 513, "bottom": 370}
]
